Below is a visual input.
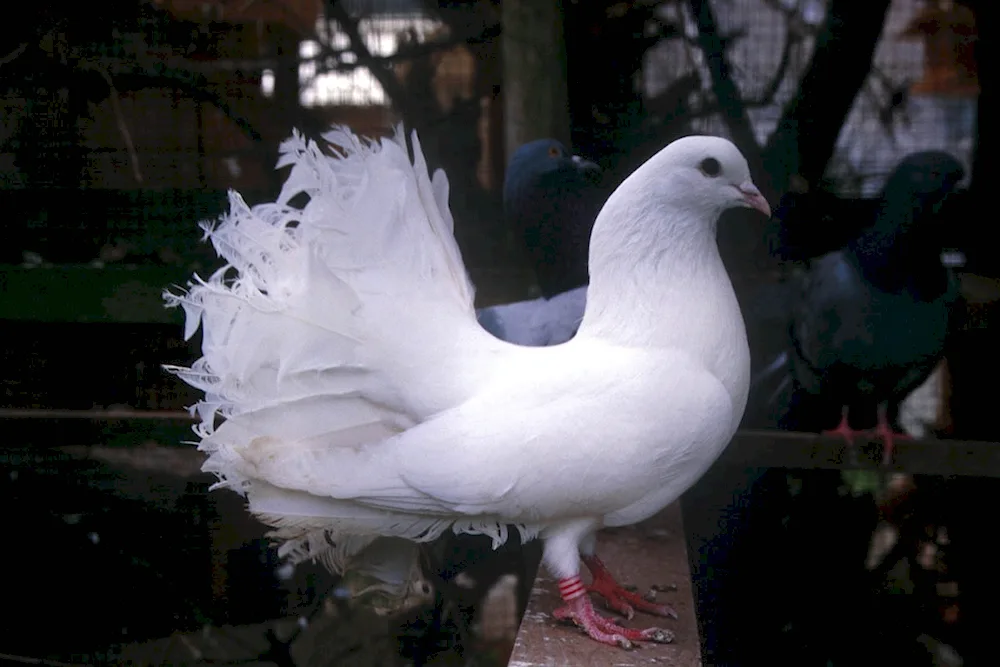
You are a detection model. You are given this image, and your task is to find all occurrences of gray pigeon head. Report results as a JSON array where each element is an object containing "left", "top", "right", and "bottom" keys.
[
  {"left": 502, "top": 139, "right": 605, "bottom": 297},
  {"left": 883, "top": 151, "right": 965, "bottom": 206}
]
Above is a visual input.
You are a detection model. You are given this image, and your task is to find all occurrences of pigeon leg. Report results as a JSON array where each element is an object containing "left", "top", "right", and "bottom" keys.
[
  {"left": 822, "top": 406, "right": 857, "bottom": 446},
  {"left": 823, "top": 406, "right": 880, "bottom": 465},
  {"left": 875, "top": 404, "right": 911, "bottom": 465},
  {"left": 582, "top": 554, "right": 678, "bottom": 620},
  {"left": 552, "top": 575, "right": 674, "bottom": 649}
]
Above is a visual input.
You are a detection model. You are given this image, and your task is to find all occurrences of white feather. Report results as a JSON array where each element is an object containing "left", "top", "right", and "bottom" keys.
[{"left": 165, "top": 127, "right": 757, "bottom": 603}]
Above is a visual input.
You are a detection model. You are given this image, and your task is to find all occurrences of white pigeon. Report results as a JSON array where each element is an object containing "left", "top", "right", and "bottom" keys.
[{"left": 164, "top": 126, "right": 770, "bottom": 648}]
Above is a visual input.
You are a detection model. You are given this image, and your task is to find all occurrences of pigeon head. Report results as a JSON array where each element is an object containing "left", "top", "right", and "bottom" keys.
[
  {"left": 639, "top": 135, "right": 771, "bottom": 222},
  {"left": 503, "top": 139, "right": 605, "bottom": 297},
  {"left": 504, "top": 139, "right": 602, "bottom": 193},
  {"left": 851, "top": 151, "right": 965, "bottom": 295},
  {"left": 885, "top": 150, "right": 965, "bottom": 200},
  {"left": 872, "top": 150, "right": 965, "bottom": 241},
  {"left": 589, "top": 136, "right": 769, "bottom": 276},
  {"left": 882, "top": 150, "right": 965, "bottom": 218}
]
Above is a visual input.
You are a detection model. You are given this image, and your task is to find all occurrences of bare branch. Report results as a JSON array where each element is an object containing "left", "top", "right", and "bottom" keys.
[
  {"left": 762, "top": 0, "right": 892, "bottom": 197},
  {"left": 325, "top": 2, "right": 407, "bottom": 107},
  {"left": 308, "top": 21, "right": 500, "bottom": 74},
  {"left": 81, "top": 62, "right": 144, "bottom": 183},
  {"left": 88, "top": 55, "right": 262, "bottom": 142},
  {"left": 0, "top": 42, "right": 27, "bottom": 68},
  {"left": 757, "top": 23, "right": 799, "bottom": 107},
  {"left": 687, "top": 0, "right": 765, "bottom": 169},
  {"left": 0, "top": 653, "right": 88, "bottom": 667}
]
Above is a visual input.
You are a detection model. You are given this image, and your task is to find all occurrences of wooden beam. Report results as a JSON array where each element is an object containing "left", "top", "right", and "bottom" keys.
[
  {"left": 4, "top": 409, "right": 1000, "bottom": 478},
  {"left": 723, "top": 429, "right": 1000, "bottom": 477}
]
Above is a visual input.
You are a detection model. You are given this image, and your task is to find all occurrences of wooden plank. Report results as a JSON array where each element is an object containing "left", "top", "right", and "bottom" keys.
[
  {"left": 723, "top": 429, "right": 1000, "bottom": 477},
  {"left": 508, "top": 503, "right": 701, "bottom": 667},
  {"left": 5, "top": 409, "right": 1000, "bottom": 477}
]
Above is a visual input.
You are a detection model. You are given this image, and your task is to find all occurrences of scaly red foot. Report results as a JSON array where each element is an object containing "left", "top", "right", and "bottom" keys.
[
  {"left": 822, "top": 406, "right": 858, "bottom": 446},
  {"left": 875, "top": 406, "right": 911, "bottom": 466},
  {"left": 822, "top": 406, "right": 911, "bottom": 465},
  {"left": 822, "top": 406, "right": 866, "bottom": 464},
  {"left": 553, "top": 576, "right": 674, "bottom": 649},
  {"left": 582, "top": 555, "right": 678, "bottom": 620}
]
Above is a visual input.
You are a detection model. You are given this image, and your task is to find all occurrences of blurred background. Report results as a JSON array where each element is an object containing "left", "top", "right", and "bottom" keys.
[{"left": 0, "top": 0, "right": 993, "bottom": 665}]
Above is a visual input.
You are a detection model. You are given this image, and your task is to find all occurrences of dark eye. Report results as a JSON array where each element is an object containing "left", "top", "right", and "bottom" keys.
[
  {"left": 700, "top": 157, "right": 721, "bottom": 177},
  {"left": 548, "top": 145, "right": 561, "bottom": 158}
]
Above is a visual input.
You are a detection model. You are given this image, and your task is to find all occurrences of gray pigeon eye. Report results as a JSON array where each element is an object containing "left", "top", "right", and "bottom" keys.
[{"left": 700, "top": 157, "right": 721, "bottom": 177}]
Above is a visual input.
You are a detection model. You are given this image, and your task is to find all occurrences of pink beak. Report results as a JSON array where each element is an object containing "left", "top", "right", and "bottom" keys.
[{"left": 738, "top": 180, "right": 771, "bottom": 218}]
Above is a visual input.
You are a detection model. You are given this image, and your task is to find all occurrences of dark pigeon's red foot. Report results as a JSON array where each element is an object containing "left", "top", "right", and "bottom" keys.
[
  {"left": 552, "top": 576, "right": 674, "bottom": 649},
  {"left": 822, "top": 406, "right": 911, "bottom": 465},
  {"left": 582, "top": 555, "right": 678, "bottom": 620},
  {"left": 875, "top": 407, "right": 911, "bottom": 465},
  {"left": 822, "top": 407, "right": 861, "bottom": 446}
]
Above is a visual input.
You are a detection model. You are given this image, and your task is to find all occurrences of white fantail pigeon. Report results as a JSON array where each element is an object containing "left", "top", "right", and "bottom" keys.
[{"left": 164, "top": 126, "right": 770, "bottom": 648}]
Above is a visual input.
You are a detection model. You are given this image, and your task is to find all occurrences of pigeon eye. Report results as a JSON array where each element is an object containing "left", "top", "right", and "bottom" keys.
[
  {"left": 700, "top": 157, "right": 721, "bottom": 177},
  {"left": 548, "top": 146, "right": 561, "bottom": 158}
]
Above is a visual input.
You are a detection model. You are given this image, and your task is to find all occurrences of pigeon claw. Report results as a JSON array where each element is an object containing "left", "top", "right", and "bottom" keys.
[
  {"left": 553, "top": 595, "right": 674, "bottom": 649},
  {"left": 822, "top": 407, "right": 857, "bottom": 447},
  {"left": 583, "top": 555, "right": 679, "bottom": 619},
  {"left": 874, "top": 410, "right": 912, "bottom": 466}
]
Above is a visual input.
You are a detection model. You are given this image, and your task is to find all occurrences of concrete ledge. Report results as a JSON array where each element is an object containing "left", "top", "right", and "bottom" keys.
[{"left": 508, "top": 502, "right": 701, "bottom": 666}]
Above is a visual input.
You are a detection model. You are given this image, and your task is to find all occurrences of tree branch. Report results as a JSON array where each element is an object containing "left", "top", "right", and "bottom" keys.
[
  {"left": 762, "top": 0, "right": 892, "bottom": 197},
  {"left": 325, "top": 2, "right": 407, "bottom": 108},
  {"left": 0, "top": 42, "right": 27, "bottom": 68},
  {"left": 758, "top": 24, "right": 799, "bottom": 108},
  {"left": 687, "top": 0, "right": 766, "bottom": 175},
  {"left": 92, "top": 56, "right": 263, "bottom": 142},
  {"left": 309, "top": 21, "right": 500, "bottom": 74},
  {"left": 80, "top": 61, "right": 144, "bottom": 183}
]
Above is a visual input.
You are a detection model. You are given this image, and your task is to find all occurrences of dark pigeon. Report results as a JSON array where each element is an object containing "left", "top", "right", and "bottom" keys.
[
  {"left": 501, "top": 138, "right": 604, "bottom": 298},
  {"left": 691, "top": 150, "right": 967, "bottom": 666},
  {"left": 476, "top": 139, "right": 604, "bottom": 345},
  {"left": 748, "top": 150, "right": 966, "bottom": 451}
]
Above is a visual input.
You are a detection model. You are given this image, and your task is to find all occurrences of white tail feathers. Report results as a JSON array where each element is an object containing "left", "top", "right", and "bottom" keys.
[
  {"left": 164, "top": 124, "right": 477, "bottom": 442},
  {"left": 163, "top": 126, "right": 495, "bottom": 599}
]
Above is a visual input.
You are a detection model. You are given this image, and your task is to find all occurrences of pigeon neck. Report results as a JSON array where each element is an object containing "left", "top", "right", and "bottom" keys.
[
  {"left": 579, "top": 200, "right": 749, "bottom": 409},
  {"left": 847, "top": 209, "right": 950, "bottom": 300}
]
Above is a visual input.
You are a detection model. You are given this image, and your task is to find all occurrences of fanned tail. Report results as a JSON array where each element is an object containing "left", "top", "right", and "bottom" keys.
[{"left": 163, "top": 126, "right": 493, "bottom": 612}]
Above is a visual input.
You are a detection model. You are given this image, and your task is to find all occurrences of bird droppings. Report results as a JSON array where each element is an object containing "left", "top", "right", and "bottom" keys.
[{"left": 453, "top": 571, "right": 477, "bottom": 589}]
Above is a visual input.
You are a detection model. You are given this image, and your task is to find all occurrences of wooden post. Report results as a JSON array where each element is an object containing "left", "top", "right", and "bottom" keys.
[{"left": 501, "top": 0, "right": 572, "bottom": 162}]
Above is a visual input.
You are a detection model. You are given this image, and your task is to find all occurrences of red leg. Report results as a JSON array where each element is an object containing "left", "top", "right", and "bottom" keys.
[
  {"left": 552, "top": 575, "right": 674, "bottom": 649},
  {"left": 582, "top": 554, "right": 678, "bottom": 620},
  {"left": 875, "top": 405, "right": 911, "bottom": 465},
  {"left": 822, "top": 406, "right": 858, "bottom": 446}
]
